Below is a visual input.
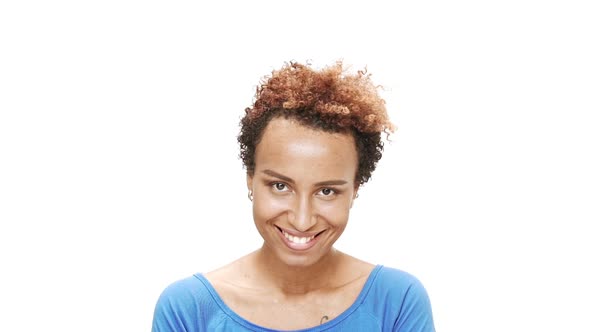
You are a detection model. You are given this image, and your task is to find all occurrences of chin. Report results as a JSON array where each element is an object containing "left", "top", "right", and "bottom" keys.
[{"left": 272, "top": 247, "right": 330, "bottom": 269}]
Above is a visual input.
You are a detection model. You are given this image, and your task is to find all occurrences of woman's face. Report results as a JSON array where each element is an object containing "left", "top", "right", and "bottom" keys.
[{"left": 247, "top": 117, "right": 359, "bottom": 267}]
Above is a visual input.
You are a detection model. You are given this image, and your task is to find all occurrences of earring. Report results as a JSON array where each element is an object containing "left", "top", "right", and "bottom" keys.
[
  {"left": 355, "top": 192, "right": 359, "bottom": 199},
  {"left": 248, "top": 190, "right": 253, "bottom": 201}
]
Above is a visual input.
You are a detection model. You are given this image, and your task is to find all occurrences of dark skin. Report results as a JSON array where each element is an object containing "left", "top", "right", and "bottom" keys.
[{"left": 205, "top": 118, "right": 374, "bottom": 330}]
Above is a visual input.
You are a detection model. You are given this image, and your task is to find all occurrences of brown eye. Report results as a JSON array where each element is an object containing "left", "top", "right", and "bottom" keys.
[
  {"left": 320, "top": 188, "right": 334, "bottom": 196},
  {"left": 273, "top": 183, "right": 287, "bottom": 191}
]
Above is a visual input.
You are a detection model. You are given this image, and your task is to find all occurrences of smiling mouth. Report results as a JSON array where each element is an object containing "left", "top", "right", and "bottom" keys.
[{"left": 275, "top": 226, "right": 324, "bottom": 245}]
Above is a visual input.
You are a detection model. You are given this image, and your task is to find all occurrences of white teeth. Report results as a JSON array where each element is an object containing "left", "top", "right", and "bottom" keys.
[{"left": 282, "top": 230, "right": 314, "bottom": 244}]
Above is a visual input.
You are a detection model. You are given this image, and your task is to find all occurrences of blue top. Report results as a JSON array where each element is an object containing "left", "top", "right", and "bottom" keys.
[{"left": 152, "top": 265, "right": 435, "bottom": 331}]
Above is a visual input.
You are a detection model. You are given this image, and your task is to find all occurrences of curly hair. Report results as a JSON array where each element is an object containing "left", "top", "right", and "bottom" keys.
[{"left": 238, "top": 61, "right": 394, "bottom": 186}]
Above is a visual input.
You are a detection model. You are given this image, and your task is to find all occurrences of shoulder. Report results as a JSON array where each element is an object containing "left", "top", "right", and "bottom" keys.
[
  {"left": 151, "top": 274, "right": 221, "bottom": 332},
  {"left": 154, "top": 274, "right": 212, "bottom": 308},
  {"left": 372, "top": 265, "right": 428, "bottom": 293},
  {"left": 363, "top": 265, "right": 436, "bottom": 332}
]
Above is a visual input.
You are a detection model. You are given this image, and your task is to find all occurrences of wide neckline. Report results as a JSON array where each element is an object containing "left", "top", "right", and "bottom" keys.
[{"left": 194, "top": 264, "right": 383, "bottom": 332}]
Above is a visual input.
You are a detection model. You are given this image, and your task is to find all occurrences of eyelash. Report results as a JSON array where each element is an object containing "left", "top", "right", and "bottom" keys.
[
  {"left": 271, "top": 182, "right": 289, "bottom": 192},
  {"left": 319, "top": 188, "right": 338, "bottom": 196},
  {"left": 268, "top": 182, "right": 339, "bottom": 196}
]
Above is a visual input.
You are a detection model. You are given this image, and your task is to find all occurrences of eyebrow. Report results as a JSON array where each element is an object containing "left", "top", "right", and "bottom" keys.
[{"left": 261, "top": 169, "right": 348, "bottom": 186}]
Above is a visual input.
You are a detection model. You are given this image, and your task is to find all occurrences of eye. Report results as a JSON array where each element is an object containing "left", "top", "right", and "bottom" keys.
[
  {"left": 319, "top": 188, "right": 335, "bottom": 196},
  {"left": 272, "top": 182, "right": 288, "bottom": 192}
]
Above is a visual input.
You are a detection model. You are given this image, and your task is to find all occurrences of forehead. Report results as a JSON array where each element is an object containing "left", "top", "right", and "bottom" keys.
[{"left": 254, "top": 117, "right": 357, "bottom": 178}]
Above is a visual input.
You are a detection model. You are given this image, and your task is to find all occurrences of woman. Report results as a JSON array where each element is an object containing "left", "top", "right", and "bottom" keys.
[{"left": 152, "top": 62, "right": 435, "bottom": 331}]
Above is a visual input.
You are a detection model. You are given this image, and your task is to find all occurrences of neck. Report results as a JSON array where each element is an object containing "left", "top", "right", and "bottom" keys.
[{"left": 252, "top": 245, "right": 344, "bottom": 295}]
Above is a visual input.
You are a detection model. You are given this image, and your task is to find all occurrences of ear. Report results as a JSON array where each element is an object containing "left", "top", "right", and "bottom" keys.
[
  {"left": 350, "top": 184, "right": 360, "bottom": 208},
  {"left": 246, "top": 172, "right": 253, "bottom": 192}
]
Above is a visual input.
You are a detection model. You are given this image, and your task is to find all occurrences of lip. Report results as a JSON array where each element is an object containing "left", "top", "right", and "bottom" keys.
[{"left": 275, "top": 226, "right": 323, "bottom": 251}]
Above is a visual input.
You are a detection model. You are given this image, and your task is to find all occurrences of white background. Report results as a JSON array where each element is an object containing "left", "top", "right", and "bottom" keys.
[{"left": 1, "top": 1, "right": 589, "bottom": 331}]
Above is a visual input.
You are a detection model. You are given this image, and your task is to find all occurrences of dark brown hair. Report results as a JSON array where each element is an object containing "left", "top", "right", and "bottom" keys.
[{"left": 238, "top": 61, "right": 394, "bottom": 186}]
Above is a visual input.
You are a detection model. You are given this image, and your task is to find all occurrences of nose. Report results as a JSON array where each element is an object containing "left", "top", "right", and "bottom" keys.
[{"left": 288, "top": 195, "right": 317, "bottom": 232}]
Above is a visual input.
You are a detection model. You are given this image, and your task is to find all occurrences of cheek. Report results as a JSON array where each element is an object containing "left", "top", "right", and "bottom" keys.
[
  {"left": 316, "top": 200, "right": 352, "bottom": 225},
  {"left": 252, "top": 192, "right": 290, "bottom": 222}
]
